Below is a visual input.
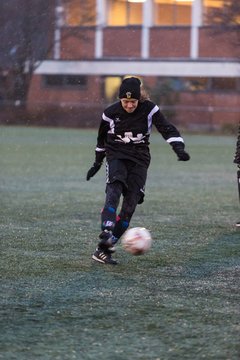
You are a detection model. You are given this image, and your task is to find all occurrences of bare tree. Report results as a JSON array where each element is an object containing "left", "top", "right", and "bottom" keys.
[
  {"left": 0, "top": 0, "right": 54, "bottom": 102},
  {"left": 0, "top": 0, "right": 95, "bottom": 104},
  {"left": 207, "top": 0, "right": 240, "bottom": 46}
]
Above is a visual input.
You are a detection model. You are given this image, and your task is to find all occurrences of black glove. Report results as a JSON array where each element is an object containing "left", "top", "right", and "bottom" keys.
[
  {"left": 171, "top": 142, "right": 190, "bottom": 161},
  {"left": 86, "top": 162, "right": 102, "bottom": 181},
  {"left": 177, "top": 150, "right": 190, "bottom": 161},
  {"left": 86, "top": 150, "right": 106, "bottom": 181},
  {"left": 234, "top": 156, "right": 240, "bottom": 166}
]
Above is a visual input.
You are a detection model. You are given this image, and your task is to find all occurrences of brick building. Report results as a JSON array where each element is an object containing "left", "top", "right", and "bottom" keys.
[{"left": 28, "top": 0, "right": 240, "bottom": 130}]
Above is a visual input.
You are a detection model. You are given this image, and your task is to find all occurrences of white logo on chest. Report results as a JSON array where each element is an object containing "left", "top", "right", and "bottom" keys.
[{"left": 116, "top": 132, "right": 145, "bottom": 144}]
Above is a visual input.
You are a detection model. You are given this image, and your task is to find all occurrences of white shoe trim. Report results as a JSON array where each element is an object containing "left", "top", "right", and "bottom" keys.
[{"left": 92, "top": 254, "right": 105, "bottom": 264}]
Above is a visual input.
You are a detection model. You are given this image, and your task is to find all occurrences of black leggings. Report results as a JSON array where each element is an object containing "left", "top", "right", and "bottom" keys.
[
  {"left": 104, "top": 181, "right": 142, "bottom": 223},
  {"left": 101, "top": 159, "right": 148, "bottom": 239}
]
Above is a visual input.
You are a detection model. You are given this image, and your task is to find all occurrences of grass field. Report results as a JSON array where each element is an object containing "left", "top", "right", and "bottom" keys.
[{"left": 0, "top": 126, "right": 239, "bottom": 360}]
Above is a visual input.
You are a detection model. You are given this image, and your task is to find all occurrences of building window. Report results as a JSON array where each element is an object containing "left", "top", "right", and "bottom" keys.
[
  {"left": 156, "top": 76, "right": 239, "bottom": 93},
  {"left": 155, "top": 77, "right": 209, "bottom": 92},
  {"left": 104, "top": 76, "right": 122, "bottom": 102},
  {"left": 44, "top": 75, "right": 87, "bottom": 88},
  {"left": 61, "top": 0, "right": 233, "bottom": 28},
  {"left": 63, "top": 0, "right": 96, "bottom": 26},
  {"left": 154, "top": 0, "right": 192, "bottom": 26},
  {"left": 181, "top": 77, "right": 210, "bottom": 91},
  {"left": 211, "top": 77, "right": 237, "bottom": 91},
  {"left": 107, "top": 0, "right": 143, "bottom": 26}
]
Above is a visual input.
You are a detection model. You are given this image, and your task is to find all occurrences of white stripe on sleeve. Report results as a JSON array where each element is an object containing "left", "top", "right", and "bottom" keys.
[
  {"left": 166, "top": 137, "right": 184, "bottom": 143},
  {"left": 102, "top": 113, "right": 115, "bottom": 134},
  {"left": 96, "top": 147, "right": 105, "bottom": 152},
  {"left": 147, "top": 105, "right": 159, "bottom": 133}
]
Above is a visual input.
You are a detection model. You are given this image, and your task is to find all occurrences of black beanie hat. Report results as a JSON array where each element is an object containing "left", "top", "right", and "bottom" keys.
[{"left": 119, "top": 77, "right": 141, "bottom": 100}]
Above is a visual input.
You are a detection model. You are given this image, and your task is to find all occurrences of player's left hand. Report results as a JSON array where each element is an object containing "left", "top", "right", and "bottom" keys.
[
  {"left": 177, "top": 150, "right": 190, "bottom": 161},
  {"left": 171, "top": 142, "right": 190, "bottom": 161}
]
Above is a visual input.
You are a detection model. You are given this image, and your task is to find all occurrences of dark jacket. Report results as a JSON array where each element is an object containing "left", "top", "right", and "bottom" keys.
[{"left": 95, "top": 100, "right": 185, "bottom": 167}]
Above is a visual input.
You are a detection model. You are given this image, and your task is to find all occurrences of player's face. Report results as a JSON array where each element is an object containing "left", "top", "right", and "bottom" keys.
[{"left": 120, "top": 99, "right": 139, "bottom": 113}]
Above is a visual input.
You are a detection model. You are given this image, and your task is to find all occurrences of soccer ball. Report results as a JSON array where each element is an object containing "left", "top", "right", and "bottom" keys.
[{"left": 122, "top": 227, "right": 152, "bottom": 255}]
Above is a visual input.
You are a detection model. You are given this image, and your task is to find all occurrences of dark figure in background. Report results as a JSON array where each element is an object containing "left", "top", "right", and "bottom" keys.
[
  {"left": 234, "top": 121, "right": 240, "bottom": 227},
  {"left": 86, "top": 77, "right": 190, "bottom": 265}
]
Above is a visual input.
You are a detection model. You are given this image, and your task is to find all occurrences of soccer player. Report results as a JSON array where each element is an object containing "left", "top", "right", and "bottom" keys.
[
  {"left": 86, "top": 77, "right": 190, "bottom": 264},
  {"left": 234, "top": 121, "right": 240, "bottom": 227}
]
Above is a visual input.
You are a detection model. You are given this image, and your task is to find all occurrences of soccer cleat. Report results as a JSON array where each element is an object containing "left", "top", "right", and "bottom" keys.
[
  {"left": 92, "top": 247, "right": 118, "bottom": 265},
  {"left": 236, "top": 222, "right": 240, "bottom": 227}
]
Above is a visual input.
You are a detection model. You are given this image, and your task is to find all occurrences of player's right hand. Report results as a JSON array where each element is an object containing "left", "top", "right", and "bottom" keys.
[{"left": 86, "top": 162, "right": 102, "bottom": 181}]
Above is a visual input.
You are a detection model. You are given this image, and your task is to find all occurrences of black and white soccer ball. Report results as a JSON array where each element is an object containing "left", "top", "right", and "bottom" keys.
[{"left": 122, "top": 227, "right": 152, "bottom": 255}]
